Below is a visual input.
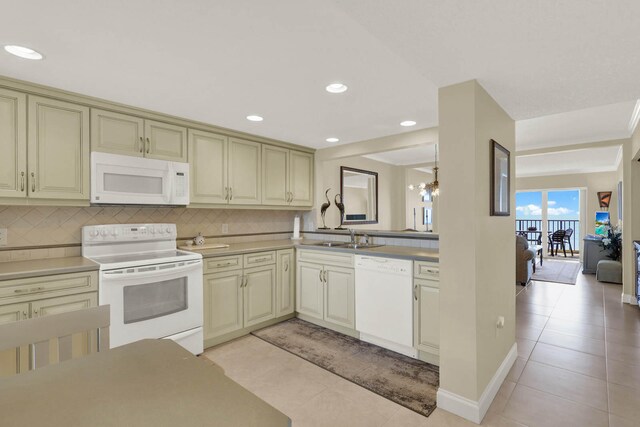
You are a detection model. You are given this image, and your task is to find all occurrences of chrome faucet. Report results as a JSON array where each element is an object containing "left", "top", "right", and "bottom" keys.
[{"left": 349, "top": 229, "right": 356, "bottom": 245}]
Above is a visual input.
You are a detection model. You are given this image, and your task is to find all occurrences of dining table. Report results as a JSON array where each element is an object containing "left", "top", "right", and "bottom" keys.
[{"left": 0, "top": 339, "right": 291, "bottom": 427}]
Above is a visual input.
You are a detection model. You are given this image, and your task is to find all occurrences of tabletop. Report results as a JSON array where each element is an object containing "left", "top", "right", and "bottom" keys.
[{"left": 0, "top": 339, "right": 291, "bottom": 427}]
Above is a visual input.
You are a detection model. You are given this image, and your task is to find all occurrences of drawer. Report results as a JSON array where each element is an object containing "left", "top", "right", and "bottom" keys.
[
  {"left": 414, "top": 261, "right": 439, "bottom": 280},
  {"left": 244, "top": 251, "right": 276, "bottom": 268},
  {"left": 0, "top": 271, "right": 98, "bottom": 305},
  {"left": 203, "top": 255, "right": 243, "bottom": 274},
  {"left": 297, "top": 249, "right": 354, "bottom": 268}
]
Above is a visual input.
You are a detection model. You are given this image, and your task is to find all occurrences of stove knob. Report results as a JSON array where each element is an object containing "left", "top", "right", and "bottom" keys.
[
  {"left": 89, "top": 230, "right": 98, "bottom": 238},
  {"left": 111, "top": 229, "right": 118, "bottom": 237},
  {"left": 157, "top": 228, "right": 164, "bottom": 234},
  {"left": 165, "top": 227, "right": 172, "bottom": 234},
  {"left": 150, "top": 228, "right": 156, "bottom": 234},
  {"left": 100, "top": 229, "right": 108, "bottom": 237}
]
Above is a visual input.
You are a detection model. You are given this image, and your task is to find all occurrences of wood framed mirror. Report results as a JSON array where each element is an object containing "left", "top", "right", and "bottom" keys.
[{"left": 340, "top": 166, "right": 378, "bottom": 225}]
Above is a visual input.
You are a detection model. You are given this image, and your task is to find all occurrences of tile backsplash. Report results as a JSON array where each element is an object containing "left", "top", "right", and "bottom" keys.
[{"left": 0, "top": 205, "right": 302, "bottom": 251}]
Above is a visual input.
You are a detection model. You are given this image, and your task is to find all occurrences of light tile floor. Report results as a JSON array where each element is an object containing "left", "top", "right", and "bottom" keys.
[{"left": 203, "top": 272, "right": 639, "bottom": 426}]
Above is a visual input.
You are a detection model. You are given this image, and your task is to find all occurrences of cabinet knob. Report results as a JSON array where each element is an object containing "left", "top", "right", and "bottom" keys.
[
  {"left": 31, "top": 172, "right": 35, "bottom": 192},
  {"left": 146, "top": 137, "right": 150, "bottom": 154},
  {"left": 139, "top": 137, "right": 144, "bottom": 153},
  {"left": 20, "top": 171, "right": 25, "bottom": 192}
]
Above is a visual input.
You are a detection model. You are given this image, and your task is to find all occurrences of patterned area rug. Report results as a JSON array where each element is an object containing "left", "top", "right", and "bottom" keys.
[
  {"left": 252, "top": 318, "right": 439, "bottom": 417},
  {"left": 532, "top": 259, "right": 581, "bottom": 285}
]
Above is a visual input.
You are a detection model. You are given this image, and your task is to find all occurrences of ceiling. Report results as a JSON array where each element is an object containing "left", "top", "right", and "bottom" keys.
[
  {"left": 516, "top": 145, "right": 622, "bottom": 178},
  {"left": 363, "top": 145, "right": 436, "bottom": 166},
  {"left": 2, "top": 1, "right": 640, "bottom": 150}
]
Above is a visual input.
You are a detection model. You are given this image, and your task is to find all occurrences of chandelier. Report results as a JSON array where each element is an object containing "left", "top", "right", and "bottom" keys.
[{"left": 408, "top": 144, "right": 439, "bottom": 197}]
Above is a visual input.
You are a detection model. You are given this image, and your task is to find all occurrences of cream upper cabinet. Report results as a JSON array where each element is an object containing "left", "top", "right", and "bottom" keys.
[
  {"left": 144, "top": 120, "right": 187, "bottom": 162},
  {"left": 262, "top": 145, "right": 289, "bottom": 206},
  {"left": 28, "top": 96, "right": 90, "bottom": 201},
  {"left": 0, "top": 88, "right": 27, "bottom": 199},
  {"left": 262, "top": 147, "right": 313, "bottom": 207},
  {"left": 91, "top": 110, "right": 187, "bottom": 162},
  {"left": 289, "top": 150, "right": 313, "bottom": 206},
  {"left": 228, "top": 138, "right": 261, "bottom": 205},
  {"left": 243, "top": 265, "right": 276, "bottom": 327},
  {"left": 91, "top": 109, "right": 144, "bottom": 157},
  {"left": 188, "top": 129, "right": 228, "bottom": 204}
]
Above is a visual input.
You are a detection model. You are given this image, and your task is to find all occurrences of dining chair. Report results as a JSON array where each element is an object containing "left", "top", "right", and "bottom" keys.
[
  {"left": 549, "top": 230, "right": 567, "bottom": 257},
  {"left": 0, "top": 305, "right": 110, "bottom": 371},
  {"left": 563, "top": 228, "right": 574, "bottom": 256}
]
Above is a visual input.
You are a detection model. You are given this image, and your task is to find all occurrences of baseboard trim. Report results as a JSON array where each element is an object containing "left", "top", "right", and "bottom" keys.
[
  {"left": 437, "top": 342, "right": 518, "bottom": 424},
  {"left": 622, "top": 293, "right": 638, "bottom": 305}
]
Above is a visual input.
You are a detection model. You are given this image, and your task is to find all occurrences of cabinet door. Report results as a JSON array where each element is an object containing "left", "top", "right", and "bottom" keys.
[
  {"left": 203, "top": 271, "right": 243, "bottom": 339},
  {"left": 243, "top": 265, "right": 276, "bottom": 327},
  {"left": 324, "top": 265, "right": 355, "bottom": 329},
  {"left": 289, "top": 150, "right": 313, "bottom": 206},
  {"left": 188, "top": 129, "right": 228, "bottom": 204},
  {"left": 276, "top": 249, "right": 295, "bottom": 317},
  {"left": 228, "top": 138, "right": 261, "bottom": 205},
  {"left": 31, "top": 292, "right": 98, "bottom": 361},
  {"left": 296, "top": 261, "right": 324, "bottom": 320},
  {"left": 27, "top": 96, "right": 90, "bottom": 200},
  {"left": 91, "top": 109, "right": 144, "bottom": 156},
  {"left": 144, "top": 120, "right": 187, "bottom": 162},
  {"left": 414, "top": 279, "right": 439, "bottom": 354},
  {"left": 0, "top": 88, "right": 27, "bottom": 199},
  {"left": 0, "top": 303, "right": 29, "bottom": 377},
  {"left": 262, "top": 145, "right": 289, "bottom": 205}
]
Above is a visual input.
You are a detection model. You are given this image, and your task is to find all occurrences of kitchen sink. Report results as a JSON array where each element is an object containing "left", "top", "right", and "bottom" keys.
[
  {"left": 307, "top": 241, "right": 349, "bottom": 247},
  {"left": 342, "top": 243, "right": 385, "bottom": 249}
]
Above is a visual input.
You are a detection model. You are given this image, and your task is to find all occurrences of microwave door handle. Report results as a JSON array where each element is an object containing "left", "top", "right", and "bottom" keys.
[
  {"left": 165, "top": 165, "right": 174, "bottom": 204},
  {"left": 102, "top": 260, "right": 202, "bottom": 279}
]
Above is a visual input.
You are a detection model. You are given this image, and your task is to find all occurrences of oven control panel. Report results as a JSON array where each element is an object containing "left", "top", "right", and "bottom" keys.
[{"left": 82, "top": 224, "right": 177, "bottom": 243}]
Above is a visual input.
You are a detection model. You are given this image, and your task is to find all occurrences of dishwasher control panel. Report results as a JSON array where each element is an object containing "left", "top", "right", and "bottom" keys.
[{"left": 354, "top": 256, "right": 411, "bottom": 275}]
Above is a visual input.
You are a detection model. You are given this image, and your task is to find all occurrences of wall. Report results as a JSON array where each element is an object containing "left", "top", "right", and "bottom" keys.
[
  {"left": 0, "top": 206, "right": 300, "bottom": 261},
  {"left": 405, "top": 168, "right": 436, "bottom": 231},
  {"left": 315, "top": 156, "right": 404, "bottom": 230},
  {"left": 438, "top": 80, "right": 516, "bottom": 419}
]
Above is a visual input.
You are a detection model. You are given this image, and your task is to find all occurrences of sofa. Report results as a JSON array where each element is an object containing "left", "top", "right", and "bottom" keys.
[{"left": 516, "top": 234, "right": 536, "bottom": 285}]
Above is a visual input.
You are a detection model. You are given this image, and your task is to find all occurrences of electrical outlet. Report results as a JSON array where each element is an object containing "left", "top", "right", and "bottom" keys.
[
  {"left": 222, "top": 224, "right": 229, "bottom": 234},
  {"left": 0, "top": 228, "right": 7, "bottom": 246},
  {"left": 496, "top": 316, "right": 505, "bottom": 329}
]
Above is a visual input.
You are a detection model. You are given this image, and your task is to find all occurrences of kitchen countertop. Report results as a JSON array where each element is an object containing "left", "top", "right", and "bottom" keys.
[
  {"left": 0, "top": 256, "right": 99, "bottom": 281},
  {"left": 185, "top": 239, "right": 439, "bottom": 262},
  {"left": 308, "top": 229, "right": 439, "bottom": 240}
]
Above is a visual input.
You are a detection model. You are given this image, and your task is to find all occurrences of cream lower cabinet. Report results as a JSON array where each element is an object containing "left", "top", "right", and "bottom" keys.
[
  {"left": 0, "top": 270, "right": 98, "bottom": 377},
  {"left": 276, "top": 249, "right": 295, "bottom": 317},
  {"left": 203, "top": 250, "right": 295, "bottom": 346},
  {"left": 296, "top": 249, "right": 355, "bottom": 330},
  {"left": 262, "top": 146, "right": 313, "bottom": 207},
  {"left": 413, "top": 261, "right": 440, "bottom": 363},
  {"left": 91, "top": 109, "right": 187, "bottom": 162}
]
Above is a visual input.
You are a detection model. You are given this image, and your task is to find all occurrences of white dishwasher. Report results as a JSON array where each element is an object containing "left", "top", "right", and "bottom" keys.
[{"left": 355, "top": 255, "right": 417, "bottom": 358}]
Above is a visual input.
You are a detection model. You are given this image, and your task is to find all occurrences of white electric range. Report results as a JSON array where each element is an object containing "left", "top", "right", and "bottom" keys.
[{"left": 82, "top": 224, "right": 203, "bottom": 355}]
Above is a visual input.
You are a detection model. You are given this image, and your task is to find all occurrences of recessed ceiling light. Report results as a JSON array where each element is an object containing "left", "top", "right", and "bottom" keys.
[
  {"left": 246, "top": 115, "right": 263, "bottom": 122},
  {"left": 326, "top": 137, "right": 339, "bottom": 143},
  {"left": 325, "top": 83, "right": 348, "bottom": 94},
  {"left": 400, "top": 120, "right": 416, "bottom": 127},
  {"left": 4, "top": 45, "right": 43, "bottom": 60}
]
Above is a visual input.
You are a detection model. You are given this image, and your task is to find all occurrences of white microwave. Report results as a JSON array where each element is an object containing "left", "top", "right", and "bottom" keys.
[{"left": 91, "top": 152, "right": 189, "bottom": 206}]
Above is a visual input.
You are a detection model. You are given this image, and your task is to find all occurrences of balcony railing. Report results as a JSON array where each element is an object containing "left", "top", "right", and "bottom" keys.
[{"left": 516, "top": 219, "right": 580, "bottom": 253}]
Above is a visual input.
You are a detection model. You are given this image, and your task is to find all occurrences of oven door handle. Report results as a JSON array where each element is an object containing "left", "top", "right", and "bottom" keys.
[{"left": 102, "top": 260, "right": 202, "bottom": 279}]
